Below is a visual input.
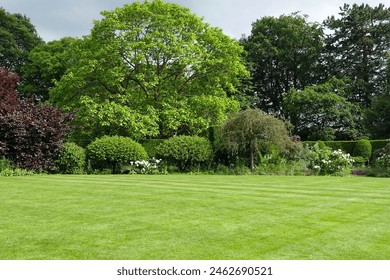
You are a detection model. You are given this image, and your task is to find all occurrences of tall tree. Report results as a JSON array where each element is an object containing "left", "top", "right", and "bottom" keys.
[
  {"left": 19, "top": 37, "right": 80, "bottom": 101},
  {"left": 50, "top": 0, "right": 247, "bottom": 144},
  {"left": 0, "top": 8, "right": 43, "bottom": 73},
  {"left": 241, "top": 13, "right": 324, "bottom": 114},
  {"left": 324, "top": 3, "right": 390, "bottom": 107},
  {"left": 283, "top": 78, "right": 362, "bottom": 140}
]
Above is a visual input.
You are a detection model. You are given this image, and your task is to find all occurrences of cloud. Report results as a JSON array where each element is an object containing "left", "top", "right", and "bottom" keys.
[{"left": 1, "top": 0, "right": 387, "bottom": 41}]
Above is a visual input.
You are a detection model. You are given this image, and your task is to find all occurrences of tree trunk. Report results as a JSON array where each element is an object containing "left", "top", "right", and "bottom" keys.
[{"left": 250, "top": 148, "right": 255, "bottom": 171}]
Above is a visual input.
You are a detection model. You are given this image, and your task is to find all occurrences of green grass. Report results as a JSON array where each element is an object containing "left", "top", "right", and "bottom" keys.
[{"left": 1, "top": 175, "right": 390, "bottom": 260}]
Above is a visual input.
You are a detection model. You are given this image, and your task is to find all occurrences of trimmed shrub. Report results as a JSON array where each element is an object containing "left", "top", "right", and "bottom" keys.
[
  {"left": 304, "top": 140, "right": 388, "bottom": 157},
  {"left": 156, "top": 136, "right": 213, "bottom": 171},
  {"left": 87, "top": 136, "right": 148, "bottom": 174},
  {"left": 55, "top": 143, "right": 86, "bottom": 174},
  {"left": 352, "top": 139, "right": 372, "bottom": 160}
]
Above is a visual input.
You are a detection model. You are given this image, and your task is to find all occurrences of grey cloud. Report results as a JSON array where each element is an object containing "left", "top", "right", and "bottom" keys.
[{"left": 1, "top": 0, "right": 386, "bottom": 42}]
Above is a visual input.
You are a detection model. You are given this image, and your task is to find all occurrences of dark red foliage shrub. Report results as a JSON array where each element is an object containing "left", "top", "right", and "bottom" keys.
[
  {"left": 0, "top": 67, "right": 72, "bottom": 170},
  {"left": 0, "top": 67, "right": 20, "bottom": 113}
]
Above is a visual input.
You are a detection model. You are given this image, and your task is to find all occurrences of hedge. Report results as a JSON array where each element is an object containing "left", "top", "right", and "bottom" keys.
[
  {"left": 353, "top": 139, "right": 372, "bottom": 159},
  {"left": 303, "top": 140, "right": 389, "bottom": 158}
]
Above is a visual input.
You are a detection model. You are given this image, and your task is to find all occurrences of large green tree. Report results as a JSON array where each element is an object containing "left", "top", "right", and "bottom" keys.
[
  {"left": 283, "top": 78, "right": 362, "bottom": 140},
  {"left": 0, "top": 8, "right": 43, "bottom": 73},
  {"left": 19, "top": 37, "right": 80, "bottom": 101},
  {"left": 50, "top": 0, "right": 247, "bottom": 144},
  {"left": 241, "top": 14, "right": 324, "bottom": 114},
  {"left": 324, "top": 3, "right": 390, "bottom": 107}
]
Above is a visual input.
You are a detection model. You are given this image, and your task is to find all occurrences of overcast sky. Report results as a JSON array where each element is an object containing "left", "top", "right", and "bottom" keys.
[{"left": 1, "top": 0, "right": 387, "bottom": 42}]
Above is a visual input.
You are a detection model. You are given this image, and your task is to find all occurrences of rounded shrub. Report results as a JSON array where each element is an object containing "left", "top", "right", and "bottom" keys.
[
  {"left": 55, "top": 142, "right": 86, "bottom": 174},
  {"left": 353, "top": 139, "right": 372, "bottom": 160},
  {"left": 86, "top": 136, "right": 148, "bottom": 174},
  {"left": 156, "top": 136, "right": 213, "bottom": 171}
]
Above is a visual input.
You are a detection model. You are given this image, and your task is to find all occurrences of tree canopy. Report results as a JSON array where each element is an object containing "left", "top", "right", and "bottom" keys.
[
  {"left": 220, "top": 109, "right": 294, "bottom": 170},
  {"left": 50, "top": 0, "right": 247, "bottom": 144},
  {"left": 1, "top": 2, "right": 390, "bottom": 146},
  {"left": 241, "top": 13, "right": 324, "bottom": 115},
  {"left": 19, "top": 37, "right": 80, "bottom": 101},
  {"left": 364, "top": 93, "right": 390, "bottom": 139},
  {"left": 283, "top": 78, "right": 362, "bottom": 140},
  {"left": 324, "top": 3, "right": 390, "bottom": 107},
  {"left": 0, "top": 8, "right": 43, "bottom": 73}
]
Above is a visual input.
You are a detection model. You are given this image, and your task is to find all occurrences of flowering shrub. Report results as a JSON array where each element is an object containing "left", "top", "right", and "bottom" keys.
[
  {"left": 86, "top": 136, "right": 148, "bottom": 174},
  {"left": 375, "top": 154, "right": 390, "bottom": 168},
  {"left": 129, "top": 158, "right": 165, "bottom": 174},
  {"left": 305, "top": 143, "right": 354, "bottom": 176},
  {"left": 370, "top": 143, "right": 390, "bottom": 177}
]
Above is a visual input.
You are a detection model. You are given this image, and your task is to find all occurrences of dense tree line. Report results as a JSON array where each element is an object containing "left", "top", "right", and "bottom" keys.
[
  {"left": 241, "top": 3, "right": 390, "bottom": 140},
  {"left": 1, "top": 1, "right": 390, "bottom": 172}
]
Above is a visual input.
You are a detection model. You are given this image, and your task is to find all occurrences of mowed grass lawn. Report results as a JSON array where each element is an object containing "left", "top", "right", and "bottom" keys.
[{"left": 1, "top": 175, "right": 390, "bottom": 260}]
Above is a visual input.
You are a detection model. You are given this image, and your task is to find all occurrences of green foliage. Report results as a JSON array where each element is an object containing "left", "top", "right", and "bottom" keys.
[
  {"left": 156, "top": 136, "right": 213, "bottom": 171},
  {"left": 352, "top": 139, "right": 372, "bottom": 159},
  {"left": 304, "top": 140, "right": 388, "bottom": 157},
  {"left": 0, "top": 157, "right": 34, "bottom": 176},
  {"left": 284, "top": 78, "right": 362, "bottom": 140},
  {"left": 241, "top": 13, "right": 323, "bottom": 114},
  {"left": 141, "top": 139, "right": 165, "bottom": 158},
  {"left": 370, "top": 140, "right": 389, "bottom": 153},
  {"left": 324, "top": 3, "right": 390, "bottom": 107},
  {"left": 364, "top": 94, "right": 390, "bottom": 139},
  {"left": 305, "top": 143, "right": 354, "bottom": 176},
  {"left": 0, "top": 8, "right": 43, "bottom": 73},
  {"left": 220, "top": 109, "right": 295, "bottom": 170},
  {"left": 86, "top": 136, "right": 148, "bottom": 174},
  {"left": 370, "top": 142, "right": 390, "bottom": 177},
  {"left": 50, "top": 0, "right": 246, "bottom": 142},
  {"left": 55, "top": 143, "right": 86, "bottom": 174},
  {"left": 0, "top": 167, "right": 34, "bottom": 176},
  {"left": 20, "top": 37, "right": 80, "bottom": 100},
  {"left": 0, "top": 157, "right": 13, "bottom": 171}
]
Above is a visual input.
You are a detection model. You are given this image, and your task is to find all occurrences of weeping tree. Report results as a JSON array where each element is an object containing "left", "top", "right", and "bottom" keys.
[{"left": 220, "top": 109, "right": 294, "bottom": 170}]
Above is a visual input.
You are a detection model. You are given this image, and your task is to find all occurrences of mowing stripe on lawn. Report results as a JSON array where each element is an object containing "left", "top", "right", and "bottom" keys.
[{"left": 1, "top": 175, "right": 389, "bottom": 259}]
